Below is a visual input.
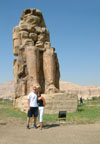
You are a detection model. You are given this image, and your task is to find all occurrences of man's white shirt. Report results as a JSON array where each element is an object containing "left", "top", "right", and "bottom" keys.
[{"left": 27, "top": 92, "right": 38, "bottom": 107}]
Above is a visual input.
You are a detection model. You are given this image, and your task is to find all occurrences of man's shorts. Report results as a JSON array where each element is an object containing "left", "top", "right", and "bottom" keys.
[{"left": 27, "top": 107, "right": 38, "bottom": 117}]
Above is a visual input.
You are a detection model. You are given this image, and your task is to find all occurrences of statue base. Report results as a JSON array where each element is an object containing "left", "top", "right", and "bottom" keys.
[{"left": 13, "top": 93, "right": 78, "bottom": 114}]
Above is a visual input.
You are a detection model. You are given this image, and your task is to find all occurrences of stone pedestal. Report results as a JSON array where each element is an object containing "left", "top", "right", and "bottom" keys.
[
  {"left": 13, "top": 93, "right": 78, "bottom": 114},
  {"left": 43, "top": 93, "right": 78, "bottom": 114}
]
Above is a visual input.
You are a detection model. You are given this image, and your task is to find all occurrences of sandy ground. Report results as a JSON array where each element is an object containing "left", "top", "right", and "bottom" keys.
[{"left": 0, "top": 119, "right": 100, "bottom": 144}]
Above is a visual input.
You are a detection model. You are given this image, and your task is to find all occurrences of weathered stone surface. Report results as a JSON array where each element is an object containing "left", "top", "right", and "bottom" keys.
[
  {"left": 13, "top": 8, "right": 60, "bottom": 98},
  {"left": 14, "top": 93, "right": 78, "bottom": 114},
  {"left": 43, "top": 93, "right": 78, "bottom": 114}
]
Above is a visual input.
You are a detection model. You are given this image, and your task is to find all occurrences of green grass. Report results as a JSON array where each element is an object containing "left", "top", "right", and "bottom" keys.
[
  {"left": 0, "top": 99, "right": 100, "bottom": 124},
  {"left": 67, "top": 105, "right": 100, "bottom": 124},
  {"left": 85, "top": 100, "right": 100, "bottom": 105},
  {"left": 44, "top": 114, "right": 58, "bottom": 123},
  {"left": 66, "top": 99, "right": 100, "bottom": 124},
  {"left": 0, "top": 99, "right": 26, "bottom": 120},
  {"left": 0, "top": 99, "right": 12, "bottom": 106},
  {"left": 0, "top": 108, "right": 26, "bottom": 119}
]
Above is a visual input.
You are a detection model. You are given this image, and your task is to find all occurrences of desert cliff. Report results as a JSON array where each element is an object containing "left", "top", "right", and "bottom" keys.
[{"left": 60, "top": 81, "right": 100, "bottom": 99}]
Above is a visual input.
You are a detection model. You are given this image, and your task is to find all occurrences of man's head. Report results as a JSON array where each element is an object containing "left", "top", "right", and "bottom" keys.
[{"left": 33, "top": 86, "right": 37, "bottom": 93}]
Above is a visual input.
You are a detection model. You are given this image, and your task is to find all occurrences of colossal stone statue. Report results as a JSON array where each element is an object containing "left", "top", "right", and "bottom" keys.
[{"left": 13, "top": 8, "right": 60, "bottom": 98}]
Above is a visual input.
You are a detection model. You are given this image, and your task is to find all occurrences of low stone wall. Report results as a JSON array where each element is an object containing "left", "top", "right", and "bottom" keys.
[
  {"left": 43, "top": 93, "right": 78, "bottom": 114},
  {"left": 13, "top": 93, "right": 78, "bottom": 114}
]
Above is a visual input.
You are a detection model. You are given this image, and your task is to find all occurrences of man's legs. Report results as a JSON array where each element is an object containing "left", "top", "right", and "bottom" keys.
[
  {"left": 27, "top": 108, "right": 32, "bottom": 129},
  {"left": 33, "top": 107, "right": 38, "bottom": 128},
  {"left": 27, "top": 117, "right": 30, "bottom": 129},
  {"left": 33, "top": 117, "right": 37, "bottom": 128}
]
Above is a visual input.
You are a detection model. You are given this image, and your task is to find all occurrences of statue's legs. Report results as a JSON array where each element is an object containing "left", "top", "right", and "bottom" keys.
[
  {"left": 43, "top": 48, "right": 59, "bottom": 93},
  {"left": 25, "top": 45, "right": 41, "bottom": 91}
]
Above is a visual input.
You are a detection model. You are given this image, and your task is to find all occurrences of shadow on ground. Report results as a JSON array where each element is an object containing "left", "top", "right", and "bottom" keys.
[
  {"left": 43, "top": 123, "right": 60, "bottom": 129},
  {"left": 0, "top": 123, "right": 7, "bottom": 125}
]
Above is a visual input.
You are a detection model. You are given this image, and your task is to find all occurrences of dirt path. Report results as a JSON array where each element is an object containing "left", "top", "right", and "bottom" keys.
[{"left": 0, "top": 120, "right": 100, "bottom": 144}]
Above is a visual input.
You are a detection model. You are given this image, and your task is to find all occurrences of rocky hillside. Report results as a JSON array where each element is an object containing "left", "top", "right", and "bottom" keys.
[
  {"left": 0, "top": 81, "right": 14, "bottom": 100},
  {"left": 0, "top": 80, "right": 100, "bottom": 100},
  {"left": 60, "top": 81, "right": 100, "bottom": 99}
]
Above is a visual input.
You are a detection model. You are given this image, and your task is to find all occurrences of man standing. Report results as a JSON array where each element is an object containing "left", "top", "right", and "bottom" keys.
[
  {"left": 27, "top": 86, "right": 38, "bottom": 129},
  {"left": 80, "top": 97, "right": 83, "bottom": 104}
]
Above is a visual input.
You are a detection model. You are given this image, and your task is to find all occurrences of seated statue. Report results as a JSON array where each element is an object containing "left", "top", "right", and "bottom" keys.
[{"left": 13, "top": 8, "right": 60, "bottom": 98}]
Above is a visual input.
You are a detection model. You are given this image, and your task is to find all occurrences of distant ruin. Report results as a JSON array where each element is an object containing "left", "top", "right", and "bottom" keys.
[{"left": 13, "top": 8, "right": 60, "bottom": 98}]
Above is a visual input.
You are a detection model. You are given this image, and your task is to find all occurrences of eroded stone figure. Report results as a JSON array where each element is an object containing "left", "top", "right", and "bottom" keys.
[{"left": 13, "top": 8, "right": 60, "bottom": 98}]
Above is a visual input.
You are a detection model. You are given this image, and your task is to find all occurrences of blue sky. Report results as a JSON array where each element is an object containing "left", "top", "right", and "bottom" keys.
[{"left": 0, "top": 0, "right": 100, "bottom": 85}]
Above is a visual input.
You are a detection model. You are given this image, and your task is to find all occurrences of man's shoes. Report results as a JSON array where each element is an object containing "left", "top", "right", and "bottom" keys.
[
  {"left": 27, "top": 125, "right": 30, "bottom": 129},
  {"left": 33, "top": 124, "right": 37, "bottom": 129}
]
